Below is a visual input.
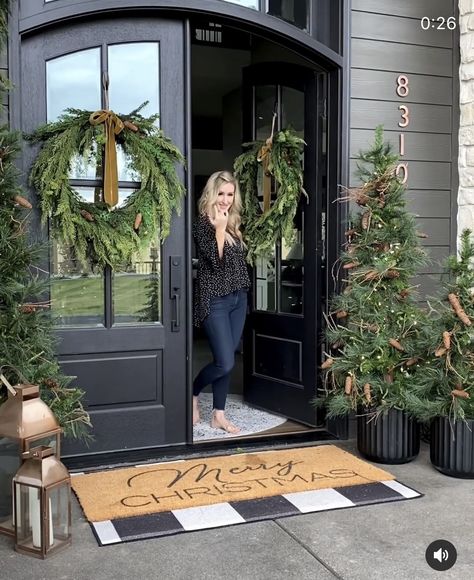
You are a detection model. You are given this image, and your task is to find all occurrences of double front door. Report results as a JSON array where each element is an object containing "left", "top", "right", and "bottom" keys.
[
  {"left": 21, "top": 17, "right": 188, "bottom": 455},
  {"left": 21, "top": 16, "right": 327, "bottom": 456}
]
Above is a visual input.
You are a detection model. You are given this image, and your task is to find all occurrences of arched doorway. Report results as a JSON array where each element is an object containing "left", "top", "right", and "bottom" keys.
[{"left": 15, "top": 3, "right": 346, "bottom": 461}]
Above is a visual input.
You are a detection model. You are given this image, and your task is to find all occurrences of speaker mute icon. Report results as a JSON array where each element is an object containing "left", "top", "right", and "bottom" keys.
[{"left": 426, "top": 540, "right": 457, "bottom": 571}]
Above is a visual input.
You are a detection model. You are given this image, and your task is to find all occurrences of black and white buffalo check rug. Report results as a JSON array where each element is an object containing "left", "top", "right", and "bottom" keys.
[{"left": 71, "top": 445, "right": 422, "bottom": 546}]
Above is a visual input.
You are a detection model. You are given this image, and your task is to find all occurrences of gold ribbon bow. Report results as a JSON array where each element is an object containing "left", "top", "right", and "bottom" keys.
[
  {"left": 89, "top": 110, "right": 124, "bottom": 207},
  {"left": 257, "top": 136, "right": 273, "bottom": 213}
]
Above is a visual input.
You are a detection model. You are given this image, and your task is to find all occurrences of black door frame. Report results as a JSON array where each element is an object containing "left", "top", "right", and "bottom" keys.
[
  {"left": 17, "top": 17, "right": 188, "bottom": 456},
  {"left": 8, "top": 4, "right": 350, "bottom": 465}
]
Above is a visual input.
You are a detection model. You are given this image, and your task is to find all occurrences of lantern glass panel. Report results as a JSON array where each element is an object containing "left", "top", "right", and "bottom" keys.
[
  {"left": 15, "top": 483, "right": 43, "bottom": 549},
  {"left": 0, "top": 437, "right": 20, "bottom": 532},
  {"left": 49, "top": 484, "right": 71, "bottom": 543},
  {"left": 25, "top": 434, "right": 59, "bottom": 456}
]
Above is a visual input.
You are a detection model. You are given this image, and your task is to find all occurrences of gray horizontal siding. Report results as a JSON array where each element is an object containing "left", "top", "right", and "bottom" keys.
[
  {"left": 351, "top": 39, "right": 452, "bottom": 76},
  {"left": 351, "top": 70, "right": 453, "bottom": 105},
  {"left": 350, "top": 160, "right": 452, "bottom": 190},
  {"left": 406, "top": 191, "right": 451, "bottom": 218},
  {"left": 417, "top": 218, "right": 451, "bottom": 246},
  {"left": 350, "top": 0, "right": 457, "bottom": 300},
  {"left": 352, "top": 12, "right": 453, "bottom": 49},
  {"left": 351, "top": 130, "right": 451, "bottom": 162},
  {"left": 413, "top": 274, "right": 446, "bottom": 299},
  {"left": 419, "top": 246, "right": 450, "bottom": 274},
  {"left": 351, "top": 100, "right": 452, "bottom": 133},
  {"left": 352, "top": 0, "right": 454, "bottom": 19}
]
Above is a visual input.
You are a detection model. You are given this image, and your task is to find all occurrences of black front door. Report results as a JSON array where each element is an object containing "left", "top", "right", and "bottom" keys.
[
  {"left": 243, "top": 63, "right": 326, "bottom": 426},
  {"left": 20, "top": 17, "right": 187, "bottom": 455}
]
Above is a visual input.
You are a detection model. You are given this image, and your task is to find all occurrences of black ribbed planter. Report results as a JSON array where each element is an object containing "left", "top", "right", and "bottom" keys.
[
  {"left": 357, "top": 408, "right": 420, "bottom": 464},
  {"left": 430, "top": 417, "right": 474, "bottom": 478}
]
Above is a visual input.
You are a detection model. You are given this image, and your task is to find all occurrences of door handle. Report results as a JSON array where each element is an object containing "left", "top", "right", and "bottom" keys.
[
  {"left": 170, "top": 256, "right": 182, "bottom": 332},
  {"left": 171, "top": 292, "right": 180, "bottom": 332}
]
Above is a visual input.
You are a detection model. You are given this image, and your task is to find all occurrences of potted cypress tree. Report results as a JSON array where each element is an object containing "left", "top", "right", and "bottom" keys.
[
  {"left": 409, "top": 229, "right": 474, "bottom": 478},
  {"left": 317, "top": 127, "right": 427, "bottom": 464}
]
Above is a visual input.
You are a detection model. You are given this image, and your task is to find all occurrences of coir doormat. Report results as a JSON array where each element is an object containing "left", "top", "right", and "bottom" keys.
[{"left": 71, "top": 445, "right": 422, "bottom": 545}]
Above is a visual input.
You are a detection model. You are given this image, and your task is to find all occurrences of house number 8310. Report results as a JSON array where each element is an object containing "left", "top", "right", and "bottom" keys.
[{"left": 396, "top": 75, "right": 409, "bottom": 184}]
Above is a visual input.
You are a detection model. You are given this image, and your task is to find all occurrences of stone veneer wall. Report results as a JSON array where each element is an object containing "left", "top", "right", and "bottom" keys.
[{"left": 459, "top": 0, "right": 474, "bottom": 239}]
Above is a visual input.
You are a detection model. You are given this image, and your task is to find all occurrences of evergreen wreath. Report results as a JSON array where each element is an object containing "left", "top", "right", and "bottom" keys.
[
  {"left": 28, "top": 103, "right": 185, "bottom": 269},
  {"left": 234, "top": 127, "right": 306, "bottom": 264}
]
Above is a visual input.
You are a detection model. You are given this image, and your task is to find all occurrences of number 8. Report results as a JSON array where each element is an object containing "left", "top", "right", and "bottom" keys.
[{"left": 396, "top": 75, "right": 409, "bottom": 98}]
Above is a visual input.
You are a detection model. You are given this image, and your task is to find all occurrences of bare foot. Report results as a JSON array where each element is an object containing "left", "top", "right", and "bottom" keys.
[
  {"left": 193, "top": 396, "right": 201, "bottom": 425},
  {"left": 211, "top": 410, "right": 240, "bottom": 434}
]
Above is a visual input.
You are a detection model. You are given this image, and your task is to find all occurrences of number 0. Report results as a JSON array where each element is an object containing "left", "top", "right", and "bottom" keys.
[{"left": 396, "top": 163, "right": 408, "bottom": 184}]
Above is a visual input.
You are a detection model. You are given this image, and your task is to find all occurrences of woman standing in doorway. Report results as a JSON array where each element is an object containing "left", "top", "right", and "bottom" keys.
[{"left": 193, "top": 170, "right": 250, "bottom": 434}]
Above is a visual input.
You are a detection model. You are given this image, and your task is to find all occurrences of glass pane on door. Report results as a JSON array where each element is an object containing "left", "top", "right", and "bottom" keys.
[
  {"left": 267, "top": 0, "right": 309, "bottom": 30},
  {"left": 50, "top": 187, "right": 104, "bottom": 327},
  {"left": 279, "top": 85, "right": 304, "bottom": 314},
  {"left": 254, "top": 85, "right": 277, "bottom": 312},
  {"left": 113, "top": 243, "right": 162, "bottom": 325},
  {"left": 221, "top": 0, "right": 259, "bottom": 9},
  {"left": 109, "top": 43, "right": 160, "bottom": 183},
  {"left": 280, "top": 225, "right": 303, "bottom": 314},
  {"left": 46, "top": 48, "right": 101, "bottom": 179}
]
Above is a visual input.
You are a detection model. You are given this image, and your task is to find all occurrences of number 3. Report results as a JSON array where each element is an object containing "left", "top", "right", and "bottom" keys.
[{"left": 398, "top": 105, "right": 409, "bottom": 128}]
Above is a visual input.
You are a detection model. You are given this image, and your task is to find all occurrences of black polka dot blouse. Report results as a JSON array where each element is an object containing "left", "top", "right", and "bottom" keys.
[{"left": 193, "top": 214, "right": 250, "bottom": 326}]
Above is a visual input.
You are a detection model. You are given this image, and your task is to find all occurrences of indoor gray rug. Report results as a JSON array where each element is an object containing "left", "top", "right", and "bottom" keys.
[{"left": 193, "top": 393, "right": 287, "bottom": 440}]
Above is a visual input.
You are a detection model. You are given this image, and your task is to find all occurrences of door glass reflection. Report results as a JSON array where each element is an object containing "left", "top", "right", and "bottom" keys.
[
  {"left": 255, "top": 257, "right": 276, "bottom": 312},
  {"left": 280, "top": 85, "right": 304, "bottom": 314},
  {"left": 113, "top": 243, "right": 162, "bottom": 325},
  {"left": 281, "top": 86, "right": 304, "bottom": 138},
  {"left": 46, "top": 48, "right": 101, "bottom": 180},
  {"left": 280, "top": 226, "right": 303, "bottom": 314},
  {"left": 267, "top": 0, "right": 309, "bottom": 30},
  {"left": 220, "top": 0, "right": 259, "bottom": 8},
  {"left": 46, "top": 48, "right": 101, "bottom": 122},
  {"left": 50, "top": 187, "right": 104, "bottom": 327},
  {"left": 254, "top": 85, "right": 277, "bottom": 312},
  {"left": 109, "top": 43, "right": 160, "bottom": 183}
]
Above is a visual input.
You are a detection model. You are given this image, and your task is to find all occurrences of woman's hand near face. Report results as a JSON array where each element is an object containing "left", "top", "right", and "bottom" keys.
[{"left": 209, "top": 204, "right": 228, "bottom": 233}]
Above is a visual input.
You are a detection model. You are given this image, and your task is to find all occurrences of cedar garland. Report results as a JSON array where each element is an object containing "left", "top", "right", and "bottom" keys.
[{"left": 27, "top": 104, "right": 185, "bottom": 269}]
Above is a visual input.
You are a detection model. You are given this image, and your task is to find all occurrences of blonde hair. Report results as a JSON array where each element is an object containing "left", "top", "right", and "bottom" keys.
[{"left": 198, "top": 170, "right": 244, "bottom": 246}]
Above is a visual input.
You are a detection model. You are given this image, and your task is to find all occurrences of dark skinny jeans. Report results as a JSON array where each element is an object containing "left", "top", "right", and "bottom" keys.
[{"left": 193, "top": 289, "right": 247, "bottom": 410}]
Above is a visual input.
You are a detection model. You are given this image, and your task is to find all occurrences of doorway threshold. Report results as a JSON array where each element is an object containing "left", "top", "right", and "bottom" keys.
[{"left": 63, "top": 429, "right": 338, "bottom": 472}]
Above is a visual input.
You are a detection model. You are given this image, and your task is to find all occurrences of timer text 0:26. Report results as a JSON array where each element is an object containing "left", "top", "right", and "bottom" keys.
[{"left": 421, "top": 16, "right": 456, "bottom": 30}]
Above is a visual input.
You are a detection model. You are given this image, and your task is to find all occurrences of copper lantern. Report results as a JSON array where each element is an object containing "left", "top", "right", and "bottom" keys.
[
  {"left": 13, "top": 446, "right": 71, "bottom": 558},
  {"left": 0, "top": 384, "right": 62, "bottom": 537}
]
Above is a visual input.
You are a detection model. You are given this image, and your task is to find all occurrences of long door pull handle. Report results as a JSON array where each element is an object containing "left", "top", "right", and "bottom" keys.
[
  {"left": 171, "top": 292, "right": 180, "bottom": 332},
  {"left": 170, "top": 256, "right": 182, "bottom": 332}
]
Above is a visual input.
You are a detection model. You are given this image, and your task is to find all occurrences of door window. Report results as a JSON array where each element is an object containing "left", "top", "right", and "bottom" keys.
[
  {"left": 267, "top": 0, "right": 309, "bottom": 31},
  {"left": 221, "top": 0, "right": 259, "bottom": 9},
  {"left": 254, "top": 84, "right": 304, "bottom": 315},
  {"left": 46, "top": 43, "right": 162, "bottom": 327}
]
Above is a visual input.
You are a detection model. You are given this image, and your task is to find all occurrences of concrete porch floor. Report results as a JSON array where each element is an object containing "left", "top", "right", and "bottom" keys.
[{"left": 0, "top": 440, "right": 472, "bottom": 580}]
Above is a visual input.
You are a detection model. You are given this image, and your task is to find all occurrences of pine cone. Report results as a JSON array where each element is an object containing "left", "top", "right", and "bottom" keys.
[
  {"left": 124, "top": 120, "right": 139, "bottom": 132},
  {"left": 80, "top": 209, "right": 95, "bottom": 222},
  {"left": 13, "top": 195, "right": 32, "bottom": 209},
  {"left": 44, "top": 378, "right": 60, "bottom": 389},
  {"left": 134, "top": 213, "right": 143, "bottom": 230}
]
